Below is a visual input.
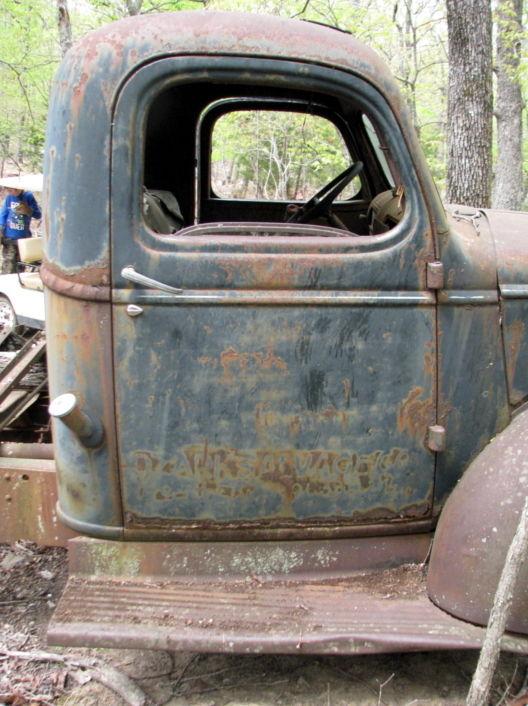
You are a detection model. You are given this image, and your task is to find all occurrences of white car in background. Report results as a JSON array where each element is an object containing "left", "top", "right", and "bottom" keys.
[{"left": 0, "top": 174, "right": 45, "bottom": 337}]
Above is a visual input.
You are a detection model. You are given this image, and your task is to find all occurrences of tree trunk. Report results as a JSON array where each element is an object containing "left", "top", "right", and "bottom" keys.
[
  {"left": 446, "top": 0, "right": 493, "bottom": 208},
  {"left": 125, "top": 0, "right": 143, "bottom": 15},
  {"left": 56, "top": 0, "right": 72, "bottom": 58},
  {"left": 493, "top": 0, "right": 524, "bottom": 210}
]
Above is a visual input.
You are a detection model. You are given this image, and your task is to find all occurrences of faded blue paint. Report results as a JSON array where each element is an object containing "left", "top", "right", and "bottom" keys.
[
  {"left": 114, "top": 303, "right": 435, "bottom": 524},
  {"left": 44, "top": 11, "right": 516, "bottom": 539}
]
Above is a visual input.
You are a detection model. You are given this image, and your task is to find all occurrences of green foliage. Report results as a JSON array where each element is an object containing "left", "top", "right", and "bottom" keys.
[
  {"left": 495, "top": 0, "right": 524, "bottom": 83},
  {"left": 0, "top": 0, "right": 203, "bottom": 173},
  {"left": 0, "top": 1, "right": 59, "bottom": 171},
  {"left": 86, "top": 0, "right": 205, "bottom": 23},
  {"left": 211, "top": 110, "right": 358, "bottom": 200},
  {"left": 0, "top": 0, "right": 524, "bottom": 206}
]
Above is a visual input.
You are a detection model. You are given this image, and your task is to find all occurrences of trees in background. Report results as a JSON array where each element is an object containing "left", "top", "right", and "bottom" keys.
[
  {"left": 0, "top": 0, "right": 526, "bottom": 210},
  {"left": 209, "top": 0, "right": 450, "bottom": 188},
  {"left": 86, "top": 0, "right": 206, "bottom": 22},
  {"left": 381, "top": 0, "right": 448, "bottom": 188},
  {"left": 493, "top": 0, "right": 524, "bottom": 209},
  {"left": 445, "top": 0, "right": 493, "bottom": 208},
  {"left": 0, "top": 0, "right": 203, "bottom": 174},
  {"left": 57, "top": 0, "right": 73, "bottom": 58},
  {"left": 0, "top": 0, "right": 58, "bottom": 173},
  {"left": 211, "top": 110, "right": 361, "bottom": 201}
]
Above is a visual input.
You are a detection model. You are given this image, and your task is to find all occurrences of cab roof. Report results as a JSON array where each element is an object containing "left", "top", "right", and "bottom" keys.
[{"left": 62, "top": 10, "right": 402, "bottom": 113}]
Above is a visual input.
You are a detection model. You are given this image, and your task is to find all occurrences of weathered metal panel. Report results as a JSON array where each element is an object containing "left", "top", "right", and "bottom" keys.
[
  {"left": 114, "top": 300, "right": 436, "bottom": 536},
  {"left": 41, "top": 30, "right": 442, "bottom": 540},
  {"left": 484, "top": 208, "right": 528, "bottom": 288},
  {"left": 433, "top": 209, "right": 510, "bottom": 510},
  {"left": 44, "top": 288, "right": 123, "bottom": 535},
  {"left": 0, "top": 443, "right": 54, "bottom": 460},
  {"left": 66, "top": 534, "right": 433, "bottom": 577},
  {"left": 43, "top": 49, "right": 111, "bottom": 281},
  {"left": 438, "top": 209, "right": 498, "bottom": 292},
  {"left": 434, "top": 302, "right": 510, "bottom": 511},
  {"left": 0, "top": 458, "right": 76, "bottom": 547},
  {"left": 479, "top": 209, "right": 528, "bottom": 407},
  {"left": 501, "top": 298, "right": 528, "bottom": 405},
  {"left": 428, "top": 408, "right": 528, "bottom": 635}
]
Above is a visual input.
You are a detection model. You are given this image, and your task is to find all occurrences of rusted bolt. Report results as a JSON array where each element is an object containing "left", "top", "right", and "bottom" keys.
[{"left": 49, "top": 393, "right": 103, "bottom": 448}]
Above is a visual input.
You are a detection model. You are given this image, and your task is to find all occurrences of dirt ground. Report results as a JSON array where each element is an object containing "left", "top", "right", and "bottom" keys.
[{"left": 0, "top": 542, "right": 527, "bottom": 706}]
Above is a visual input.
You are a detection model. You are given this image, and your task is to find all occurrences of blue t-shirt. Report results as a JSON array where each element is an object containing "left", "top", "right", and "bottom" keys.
[{"left": 0, "top": 191, "right": 42, "bottom": 240}]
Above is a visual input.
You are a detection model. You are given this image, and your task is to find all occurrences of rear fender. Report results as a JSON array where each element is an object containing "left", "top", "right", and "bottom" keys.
[{"left": 427, "top": 409, "right": 528, "bottom": 634}]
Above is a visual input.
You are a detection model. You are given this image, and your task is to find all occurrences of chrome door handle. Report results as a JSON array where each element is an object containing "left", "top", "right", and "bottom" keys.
[{"left": 121, "top": 266, "right": 183, "bottom": 294}]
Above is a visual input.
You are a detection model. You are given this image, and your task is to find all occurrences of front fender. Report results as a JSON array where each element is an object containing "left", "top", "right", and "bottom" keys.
[{"left": 427, "top": 409, "right": 528, "bottom": 634}]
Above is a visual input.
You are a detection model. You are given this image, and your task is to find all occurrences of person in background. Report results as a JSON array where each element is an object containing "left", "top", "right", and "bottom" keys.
[{"left": 0, "top": 185, "right": 42, "bottom": 274}]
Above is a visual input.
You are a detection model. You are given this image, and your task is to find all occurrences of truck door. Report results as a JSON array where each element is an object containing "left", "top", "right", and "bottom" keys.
[{"left": 110, "top": 57, "right": 437, "bottom": 539}]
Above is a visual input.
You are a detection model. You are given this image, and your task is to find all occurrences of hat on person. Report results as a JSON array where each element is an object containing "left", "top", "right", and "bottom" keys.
[{"left": 0, "top": 174, "right": 43, "bottom": 193}]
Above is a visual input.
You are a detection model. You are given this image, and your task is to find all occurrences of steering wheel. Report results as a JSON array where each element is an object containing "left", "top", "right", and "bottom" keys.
[{"left": 286, "top": 161, "right": 364, "bottom": 225}]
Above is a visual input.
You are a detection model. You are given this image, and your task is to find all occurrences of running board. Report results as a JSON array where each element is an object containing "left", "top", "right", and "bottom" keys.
[{"left": 48, "top": 538, "right": 528, "bottom": 655}]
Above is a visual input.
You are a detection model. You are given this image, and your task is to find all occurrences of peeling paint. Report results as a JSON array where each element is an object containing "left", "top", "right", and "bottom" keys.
[
  {"left": 397, "top": 387, "right": 434, "bottom": 440},
  {"left": 220, "top": 346, "right": 288, "bottom": 384}
]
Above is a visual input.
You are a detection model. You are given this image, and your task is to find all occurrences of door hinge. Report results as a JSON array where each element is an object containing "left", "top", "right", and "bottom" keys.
[
  {"left": 427, "top": 424, "right": 446, "bottom": 452},
  {"left": 426, "top": 261, "right": 444, "bottom": 290}
]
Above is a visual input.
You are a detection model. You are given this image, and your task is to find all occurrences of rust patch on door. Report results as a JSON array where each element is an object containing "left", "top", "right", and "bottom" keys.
[
  {"left": 397, "top": 387, "right": 434, "bottom": 441},
  {"left": 132, "top": 443, "right": 411, "bottom": 508},
  {"left": 219, "top": 345, "right": 288, "bottom": 383}
]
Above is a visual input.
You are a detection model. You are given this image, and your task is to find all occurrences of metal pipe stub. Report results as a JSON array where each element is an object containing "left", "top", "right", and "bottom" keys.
[{"left": 48, "top": 393, "right": 103, "bottom": 448}]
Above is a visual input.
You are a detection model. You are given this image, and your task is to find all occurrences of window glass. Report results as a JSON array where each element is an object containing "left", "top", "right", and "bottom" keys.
[{"left": 211, "top": 110, "right": 361, "bottom": 201}]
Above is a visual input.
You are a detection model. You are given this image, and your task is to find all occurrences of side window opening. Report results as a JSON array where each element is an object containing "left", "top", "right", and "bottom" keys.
[{"left": 142, "top": 85, "right": 406, "bottom": 237}]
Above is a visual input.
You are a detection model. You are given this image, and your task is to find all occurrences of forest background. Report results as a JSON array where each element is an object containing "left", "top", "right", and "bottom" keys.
[{"left": 0, "top": 0, "right": 524, "bottom": 210}]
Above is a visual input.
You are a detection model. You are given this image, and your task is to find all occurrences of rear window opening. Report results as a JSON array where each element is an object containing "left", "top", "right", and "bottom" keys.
[{"left": 210, "top": 110, "right": 361, "bottom": 201}]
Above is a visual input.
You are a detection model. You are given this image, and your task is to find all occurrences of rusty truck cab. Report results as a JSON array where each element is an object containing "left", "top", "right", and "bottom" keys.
[{"left": 43, "top": 11, "right": 528, "bottom": 653}]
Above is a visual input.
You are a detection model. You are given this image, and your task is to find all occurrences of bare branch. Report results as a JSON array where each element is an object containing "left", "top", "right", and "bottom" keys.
[
  {"left": 291, "top": 0, "right": 312, "bottom": 19},
  {"left": 466, "top": 496, "right": 528, "bottom": 706},
  {"left": 0, "top": 59, "right": 35, "bottom": 123}
]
